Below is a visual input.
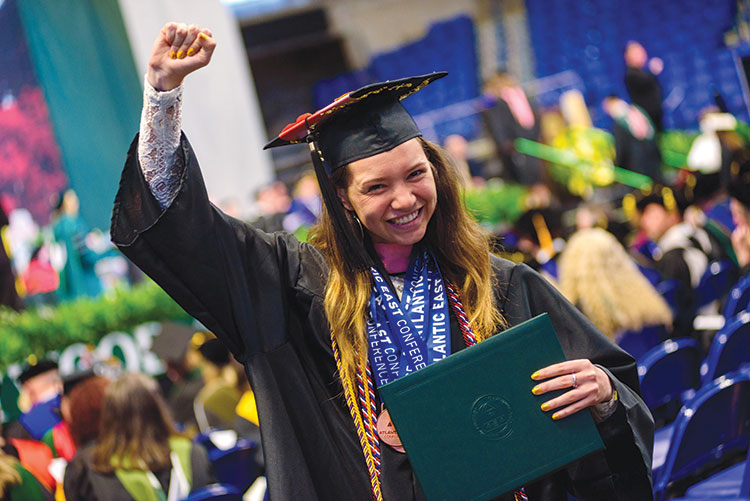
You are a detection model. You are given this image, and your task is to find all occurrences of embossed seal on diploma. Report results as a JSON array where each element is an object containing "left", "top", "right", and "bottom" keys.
[{"left": 471, "top": 395, "right": 513, "bottom": 440}]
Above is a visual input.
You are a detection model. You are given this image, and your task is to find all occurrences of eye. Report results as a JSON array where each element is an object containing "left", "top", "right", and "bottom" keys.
[
  {"left": 408, "top": 169, "right": 425, "bottom": 179},
  {"left": 366, "top": 184, "right": 384, "bottom": 193}
]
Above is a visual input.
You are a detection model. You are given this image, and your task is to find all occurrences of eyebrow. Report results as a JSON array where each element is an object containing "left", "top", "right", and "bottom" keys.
[{"left": 358, "top": 161, "right": 430, "bottom": 186}]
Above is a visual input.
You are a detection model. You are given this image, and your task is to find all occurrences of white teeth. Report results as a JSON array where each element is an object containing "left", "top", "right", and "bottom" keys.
[{"left": 391, "top": 210, "right": 419, "bottom": 225}]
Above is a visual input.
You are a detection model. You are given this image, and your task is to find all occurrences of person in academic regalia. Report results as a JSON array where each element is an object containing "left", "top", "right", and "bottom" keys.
[
  {"left": 110, "top": 22, "right": 654, "bottom": 500},
  {"left": 624, "top": 41, "right": 664, "bottom": 132},
  {"left": 50, "top": 190, "right": 104, "bottom": 302}
]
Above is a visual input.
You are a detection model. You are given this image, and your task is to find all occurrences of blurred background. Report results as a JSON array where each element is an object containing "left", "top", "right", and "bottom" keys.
[{"left": 3, "top": 0, "right": 750, "bottom": 499}]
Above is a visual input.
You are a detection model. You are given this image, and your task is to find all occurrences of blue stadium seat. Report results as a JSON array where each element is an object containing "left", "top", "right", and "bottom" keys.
[
  {"left": 618, "top": 324, "right": 668, "bottom": 362},
  {"left": 723, "top": 275, "right": 750, "bottom": 322},
  {"left": 657, "top": 279, "right": 680, "bottom": 313},
  {"left": 684, "top": 447, "right": 750, "bottom": 498},
  {"left": 695, "top": 260, "right": 735, "bottom": 309},
  {"left": 211, "top": 438, "right": 260, "bottom": 495},
  {"left": 653, "top": 371, "right": 750, "bottom": 501},
  {"left": 183, "top": 483, "right": 243, "bottom": 501},
  {"left": 700, "top": 312, "right": 750, "bottom": 385},
  {"left": 637, "top": 338, "right": 701, "bottom": 424}
]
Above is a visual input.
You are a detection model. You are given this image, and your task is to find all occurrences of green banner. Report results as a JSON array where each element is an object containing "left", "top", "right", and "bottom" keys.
[{"left": 16, "top": 0, "right": 141, "bottom": 229}]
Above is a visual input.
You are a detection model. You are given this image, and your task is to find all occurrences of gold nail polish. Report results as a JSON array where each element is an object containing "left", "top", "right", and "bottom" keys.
[
  {"left": 532, "top": 385, "right": 542, "bottom": 395},
  {"left": 552, "top": 413, "right": 560, "bottom": 420},
  {"left": 177, "top": 50, "right": 185, "bottom": 59},
  {"left": 170, "top": 51, "right": 176, "bottom": 59},
  {"left": 540, "top": 403, "right": 550, "bottom": 412},
  {"left": 187, "top": 48, "right": 196, "bottom": 57},
  {"left": 531, "top": 371, "right": 540, "bottom": 380},
  {"left": 199, "top": 33, "right": 209, "bottom": 40}
]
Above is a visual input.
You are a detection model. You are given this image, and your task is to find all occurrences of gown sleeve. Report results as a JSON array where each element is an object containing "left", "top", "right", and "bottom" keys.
[
  {"left": 111, "top": 134, "right": 322, "bottom": 363},
  {"left": 499, "top": 261, "right": 654, "bottom": 500}
]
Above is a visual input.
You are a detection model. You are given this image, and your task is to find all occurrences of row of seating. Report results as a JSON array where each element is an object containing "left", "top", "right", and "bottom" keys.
[
  {"left": 525, "top": 0, "right": 749, "bottom": 129},
  {"left": 619, "top": 259, "right": 739, "bottom": 361},
  {"left": 639, "top": 260, "right": 750, "bottom": 498},
  {"left": 651, "top": 368, "right": 750, "bottom": 500},
  {"left": 314, "top": 15, "right": 481, "bottom": 143}
]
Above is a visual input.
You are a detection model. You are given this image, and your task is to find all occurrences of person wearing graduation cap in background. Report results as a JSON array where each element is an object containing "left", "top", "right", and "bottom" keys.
[{"left": 110, "top": 22, "right": 653, "bottom": 500}]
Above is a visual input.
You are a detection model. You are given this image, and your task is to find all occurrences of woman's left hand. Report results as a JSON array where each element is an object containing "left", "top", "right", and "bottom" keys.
[{"left": 530, "top": 359, "right": 613, "bottom": 420}]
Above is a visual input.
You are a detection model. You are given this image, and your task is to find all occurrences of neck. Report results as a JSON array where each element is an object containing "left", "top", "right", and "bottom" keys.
[{"left": 374, "top": 243, "right": 413, "bottom": 274}]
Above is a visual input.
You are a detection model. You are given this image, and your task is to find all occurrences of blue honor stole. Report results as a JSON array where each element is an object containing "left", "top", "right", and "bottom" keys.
[{"left": 367, "top": 248, "right": 451, "bottom": 388}]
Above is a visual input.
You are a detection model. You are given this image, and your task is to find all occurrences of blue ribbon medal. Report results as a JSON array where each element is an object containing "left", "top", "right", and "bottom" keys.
[{"left": 367, "top": 249, "right": 451, "bottom": 388}]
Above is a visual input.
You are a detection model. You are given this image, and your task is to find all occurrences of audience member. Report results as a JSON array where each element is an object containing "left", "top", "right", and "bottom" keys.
[
  {"left": 482, "top": 71, "right": 545, "bottom": 185},
  {"left": 558, "top": 228, "right": 672, "bottom": 340},
  {"left": 19, "top": 245, "right": 59, "bottom": 308},
  {"left": 283, "top": 171, "right": 322, "bottom": 236},
  {"left": 624, "top": 41, "right": 664, "bottom": 131},
  {"left": 50, "top": 190, "right": 104, "bottom": 302},
  {"left": 153, "top": 324, "right": 205, "bottom": 435},
  {"left": 250, "top": 181, "right": 292, "bottom": 233},
  {"left": 15, "top": 359, "right": 63, "bottom": 442},
  {"left": 602, "top": 95, "right": 662, "bottom": 183},
  {"left": 64, "top": 373, "right": 215, "bottom": 500},
  {"left": 64, "top": 375, "right": 111, "bottom": 450},
  {"left": 194, "top": 338, "right": 242, "bottom": 433},
  {"left": 636, "top": 186, "right": 714, "bottom": 337}
]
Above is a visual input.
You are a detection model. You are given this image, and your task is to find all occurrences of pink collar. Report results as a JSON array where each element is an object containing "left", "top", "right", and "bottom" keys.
[{"left": 373, "top": 243, "right": 412, "bottom": 274}]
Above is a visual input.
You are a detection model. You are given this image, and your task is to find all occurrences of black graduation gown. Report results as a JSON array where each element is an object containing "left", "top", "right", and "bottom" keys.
[
  {"left": 625, "top": 66, "right": 663, "bottom": 132},
  {"left": 111, "top": 134, "right": 654, "bottom": 500}
]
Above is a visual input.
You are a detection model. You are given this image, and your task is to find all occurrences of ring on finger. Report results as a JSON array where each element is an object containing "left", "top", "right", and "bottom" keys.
[{"left": 571, "top": 373, "right": 578, "bottom": 388}]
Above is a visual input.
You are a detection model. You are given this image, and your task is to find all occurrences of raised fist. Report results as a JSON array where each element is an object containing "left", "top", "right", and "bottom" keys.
[{"left": 146, "top": 22, "right": 217, "bottom": 92}]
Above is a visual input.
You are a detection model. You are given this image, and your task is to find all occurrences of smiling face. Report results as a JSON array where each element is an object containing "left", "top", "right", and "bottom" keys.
[{"left": 338, "top": 138, "right": 437, "bottom": 246}]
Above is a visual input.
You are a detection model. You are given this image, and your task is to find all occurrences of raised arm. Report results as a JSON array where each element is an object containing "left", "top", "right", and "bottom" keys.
[
  {"left": 139, "top": 23, "right": 215, "bottom": 208},
  {"left": 112, "top": 23, "right": 322, "bottom": 365}
]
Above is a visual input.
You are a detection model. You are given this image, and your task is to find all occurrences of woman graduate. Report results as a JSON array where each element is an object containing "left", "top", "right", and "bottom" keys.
[{"left": 111, "top": 23, "right": 653, "bottom": 500}]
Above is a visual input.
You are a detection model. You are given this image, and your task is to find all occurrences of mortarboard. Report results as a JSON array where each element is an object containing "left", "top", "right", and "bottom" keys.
[
  {"left": 18, "top": 359, "right": 58, "bottom": 385},
  {"left": 263, "top": 72, "right": 448, "bottom": 272}
]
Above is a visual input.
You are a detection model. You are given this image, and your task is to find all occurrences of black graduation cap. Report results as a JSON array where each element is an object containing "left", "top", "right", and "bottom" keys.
[
  {"left": 264, "top": 72, "right": 447, "bottom": 171},
  {"left": 263, "top": 72, "right": 448, "bottom": 272},
  {"left": 18, "top": 359, "right": 58, "bottom": 385},
  {"left": 635, "top": 185, "right": 687, "bottom": 214}
]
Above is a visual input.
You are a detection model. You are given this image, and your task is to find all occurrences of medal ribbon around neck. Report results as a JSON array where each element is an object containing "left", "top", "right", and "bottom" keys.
[
  {"left": 331, "top": 279, "right": 528, "bottom": 501},
  {"left": 366, "top": 249, "right": 451, "bottom": 387}
]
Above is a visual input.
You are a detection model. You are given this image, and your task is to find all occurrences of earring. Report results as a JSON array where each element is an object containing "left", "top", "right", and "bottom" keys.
[{"left": 352, "top": 213, "right": 365, "bottom": 240}]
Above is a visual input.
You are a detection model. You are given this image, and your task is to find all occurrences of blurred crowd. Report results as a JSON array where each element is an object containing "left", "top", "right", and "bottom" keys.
[
  {"left": 0, "top": 189, "right": 127, "bottom": 311},
  {"left": 0, "top": 325, "right": 264, "bottom": 500},
  {"left": 2, "top": 37, "right": 750, "bottom": 499}
]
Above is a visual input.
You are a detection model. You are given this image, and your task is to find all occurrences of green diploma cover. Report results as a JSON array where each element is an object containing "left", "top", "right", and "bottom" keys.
[{"left": 379, "top": 313, "right": 605, "bottom": 500}]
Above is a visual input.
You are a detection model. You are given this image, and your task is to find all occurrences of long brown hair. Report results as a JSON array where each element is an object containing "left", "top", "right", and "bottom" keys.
[
  {"left": 309, "top": 138, "right": 504, "bottom": 384},
  {"left": 91, "top": 373, "right": 179, "bottom": 473}
]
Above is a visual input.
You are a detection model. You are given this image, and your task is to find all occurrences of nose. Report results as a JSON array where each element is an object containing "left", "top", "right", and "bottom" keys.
[{"left": 391, "top": 183, "right": 416, "bottom": 211}]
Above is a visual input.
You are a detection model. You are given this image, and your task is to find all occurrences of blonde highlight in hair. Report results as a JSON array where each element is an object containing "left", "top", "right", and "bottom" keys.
[
  {"left": 0, "top": 452, "right": 21, "bottom": 498},
  {"left": 309, "top": 138, "right": 504, "bottom": 383},
  {"left": 558, "top": 228, "right": 673, "bottom": 338}
]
